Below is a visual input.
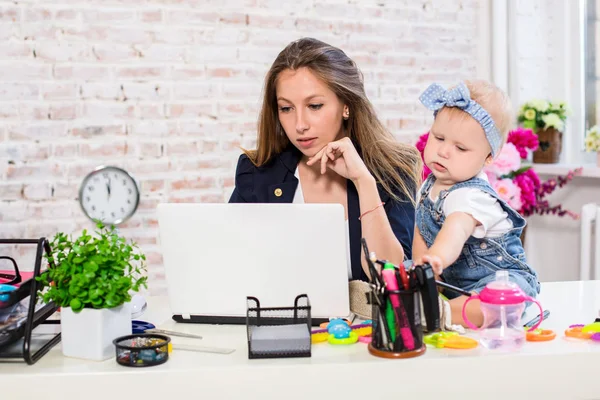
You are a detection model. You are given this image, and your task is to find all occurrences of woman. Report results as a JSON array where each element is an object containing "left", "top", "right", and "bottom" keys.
[{"left": 229, "top": 37, "right": 421, "bottom": 281}]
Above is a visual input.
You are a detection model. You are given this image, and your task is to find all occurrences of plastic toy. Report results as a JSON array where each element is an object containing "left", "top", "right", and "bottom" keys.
[
  {"left": 319, "top": 318, "right": 351, "bottom": 329},
  {"left": 328, "top": 331, "right": 359, "bottom": 345},
  {"left": 327, "top": 319, "right": 352, "bottom": 339},
  {"left": 423, "top": 331, "right": 478, "bottom": 349},
  {"left": 581, "top": 322, "right": 600, "bottom": 334},
  {"left": 525, "top": 328, "right": 556, "bottom": 342},
  {"left": 565, "top": 324, "right": 593, "bottom": 340},
  {"left": 311, "top": 320, "right": 372, "bottom": 345},
  {"left": 358, "top": 335, "right": 372, "bottom": 344},
  {"left": 311, "top": 332, "right": 328, "bottom": 344}
]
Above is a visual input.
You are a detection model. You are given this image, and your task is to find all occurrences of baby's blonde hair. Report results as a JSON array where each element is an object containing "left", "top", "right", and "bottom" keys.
[{"left": 444, "top": 79, "right": 513, "bottom": 145}]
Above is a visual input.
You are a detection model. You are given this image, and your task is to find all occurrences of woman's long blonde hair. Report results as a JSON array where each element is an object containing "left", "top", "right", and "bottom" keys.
[{"left": 244, "top": 37, "right": 422, "bottom": 203}]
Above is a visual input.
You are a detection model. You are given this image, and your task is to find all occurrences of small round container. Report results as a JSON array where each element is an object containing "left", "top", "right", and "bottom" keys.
[{"left": 113, "top": 334, "right": 171, "bottom": 367}]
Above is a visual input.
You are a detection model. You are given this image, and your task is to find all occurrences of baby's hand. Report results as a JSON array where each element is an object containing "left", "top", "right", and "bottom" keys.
[{"left": 421, "top": 254, "right": 444, "bottom": 277}]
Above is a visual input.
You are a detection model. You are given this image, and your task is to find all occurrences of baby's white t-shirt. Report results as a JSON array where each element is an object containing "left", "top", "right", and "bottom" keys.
[{"left": 418, "top": 172, "right": 513, "bottom": 238}]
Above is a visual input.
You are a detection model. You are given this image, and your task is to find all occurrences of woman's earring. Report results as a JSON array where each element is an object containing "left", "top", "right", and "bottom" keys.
[{"left": 343, "top": 110, "right": 349, "bottom": 120}]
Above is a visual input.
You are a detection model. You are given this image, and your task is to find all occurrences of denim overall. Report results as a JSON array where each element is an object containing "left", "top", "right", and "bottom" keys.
[{"left": 416, "top": 175, "right": 540, "bottom": 300}]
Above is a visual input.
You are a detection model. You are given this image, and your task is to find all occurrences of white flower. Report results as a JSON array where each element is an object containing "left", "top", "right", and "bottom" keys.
[
  {"left": 585, "top": 126, "right": 600, "bottom": 152},
  {"left": 529, "top": 99, "right": 549, "bottom": 112},
  {"left": 523, "top": 109, "right": 536, "bottom": 120},
  {"left": 542, "top": 113, "right": 565, "bottom": 131}
]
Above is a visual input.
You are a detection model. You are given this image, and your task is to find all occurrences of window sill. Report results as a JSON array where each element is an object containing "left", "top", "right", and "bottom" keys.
[{"left": 532, "top": 163, "right": 600, "bottom": 178}]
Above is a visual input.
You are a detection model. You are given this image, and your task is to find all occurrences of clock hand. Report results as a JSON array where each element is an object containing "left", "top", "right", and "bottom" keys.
[{"left": 106, "top": 177, "right": 111, "bottom": 199}]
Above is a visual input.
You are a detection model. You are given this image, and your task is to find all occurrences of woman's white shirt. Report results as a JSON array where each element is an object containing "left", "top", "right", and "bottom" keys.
[{"left": 293, "top": 167, "right": 353, "bottom": 279}]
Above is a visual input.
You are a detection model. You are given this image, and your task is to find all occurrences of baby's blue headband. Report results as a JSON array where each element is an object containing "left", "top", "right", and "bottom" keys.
[{"left": 419, "top": 82, "right": 502, "bottom": 157}]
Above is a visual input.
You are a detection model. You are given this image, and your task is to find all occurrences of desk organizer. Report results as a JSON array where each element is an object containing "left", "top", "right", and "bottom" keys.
[
  {"left": 246, "top": 294, "right": 311, "bottom": 359},
  {"left": 368, "top": 287, "right": 426, "bottom": 358},
  {"left": 0, "top": 238, "right": 61, "bottom": 365},
  {"left": 113, "top": 333, "right": 171, "bottom": 367}
]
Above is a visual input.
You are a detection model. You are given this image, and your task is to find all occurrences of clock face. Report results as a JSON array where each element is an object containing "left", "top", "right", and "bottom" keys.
[{"left": 79, "top": 166, "right": 140, "bottom": 225}]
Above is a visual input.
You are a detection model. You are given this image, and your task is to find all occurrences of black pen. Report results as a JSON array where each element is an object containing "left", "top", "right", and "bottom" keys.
[
  {"left": 361, "top": 238, "right": 393, "bottom": 350},
  {"left": 435, "top": 280, "right": 472, "bottom": 297},
  {"left": 523, "top": 310, "right": 550, "bottom": 328}
]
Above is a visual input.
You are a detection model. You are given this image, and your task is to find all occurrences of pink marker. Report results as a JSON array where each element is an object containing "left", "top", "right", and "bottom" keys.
[{"left": 382, "top": 264, "right": 415, "bottom": 350}]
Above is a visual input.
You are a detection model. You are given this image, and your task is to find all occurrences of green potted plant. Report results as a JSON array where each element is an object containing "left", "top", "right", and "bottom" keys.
[
  {"left": 517, "top": 99, "right": 569, "bottom": 164},
  {"left": 37, "top": 221, "right": 147, "bottom": 361},
  {"left": 584, "top": 125, "right": 600, "bottom": 167}
]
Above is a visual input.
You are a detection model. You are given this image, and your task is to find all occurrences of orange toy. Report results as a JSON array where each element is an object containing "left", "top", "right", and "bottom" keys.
[
  {"left": 564, "top": 326, "right": 593, "bottom": 340},
  {"left": 526, "top": 329, "right": 556, "bottom": 342}
]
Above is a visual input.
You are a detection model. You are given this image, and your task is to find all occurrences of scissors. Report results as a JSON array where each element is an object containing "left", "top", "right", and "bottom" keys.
[
  {"left": 132, "top": 320, "right": 203, "bottom": 339},
  {"left": 145, "top": 328, "right": 203, "bottom": 340},
  {"left": 132, "top": 320, "right": 155, "bottom": 334}
]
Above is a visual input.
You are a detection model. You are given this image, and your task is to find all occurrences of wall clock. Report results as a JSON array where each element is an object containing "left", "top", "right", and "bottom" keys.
[{"left": 79, "top": 166, "right": 140, "bottom": 225}]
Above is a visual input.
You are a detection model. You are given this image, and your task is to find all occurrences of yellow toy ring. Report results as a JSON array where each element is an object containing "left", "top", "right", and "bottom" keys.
[
  {"left": 424, "top": 332, "right": 478, "bottom": 349},
  {"left": 311, "top": 332, "right": 329, "bottom": 343},
  {"left": 328, "top": 331, "right": 358, "bottom": 345},
  {"left": 440, "top": 335, "right": 478, "bottom": 349}
]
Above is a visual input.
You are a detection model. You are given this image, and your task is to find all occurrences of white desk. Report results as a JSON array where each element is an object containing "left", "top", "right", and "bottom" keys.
[{"left": 1, "top": 280, "right": 600, "bottom": 400}]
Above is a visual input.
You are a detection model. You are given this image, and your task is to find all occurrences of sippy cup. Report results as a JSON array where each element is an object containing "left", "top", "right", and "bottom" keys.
[{"left": 462, "top": 270, "right": 543, "bottom": 350}]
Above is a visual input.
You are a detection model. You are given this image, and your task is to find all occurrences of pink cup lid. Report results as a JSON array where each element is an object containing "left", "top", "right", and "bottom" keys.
[{"left": 478, "top": 271, "right": 529, "bottom": 305}]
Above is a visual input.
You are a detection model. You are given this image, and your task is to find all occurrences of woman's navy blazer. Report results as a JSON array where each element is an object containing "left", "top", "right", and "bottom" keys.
[{"left": 228, "top": 146, "right": 415, "bottom": 282}]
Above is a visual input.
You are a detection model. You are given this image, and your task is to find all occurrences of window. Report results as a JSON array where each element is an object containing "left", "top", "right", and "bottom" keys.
[
  {"left": 585, "top": 0, "right": 598, "bottom": 130},
  {"left": 584, "top": 0, "right": 600, "bottom": 163}
]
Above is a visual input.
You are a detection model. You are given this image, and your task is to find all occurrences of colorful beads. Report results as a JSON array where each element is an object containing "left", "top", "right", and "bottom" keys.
[{"left": 311, "top": 319, "right": 372, "bottom": 345}]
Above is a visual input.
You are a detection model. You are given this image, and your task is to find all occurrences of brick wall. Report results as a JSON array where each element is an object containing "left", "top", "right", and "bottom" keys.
[
  {"left": 0, "top": 0, "right": 482, "bottom": 294},
  {"left": 511, "top": 0, "right": 568, "bottom": 107}
]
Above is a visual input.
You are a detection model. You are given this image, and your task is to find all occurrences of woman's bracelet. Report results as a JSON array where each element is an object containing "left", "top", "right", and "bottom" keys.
[{"left": 358, "top": 202, "right": 385, "bottom": 221}]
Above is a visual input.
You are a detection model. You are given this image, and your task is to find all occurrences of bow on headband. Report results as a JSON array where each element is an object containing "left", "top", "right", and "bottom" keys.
[
  {"left": 419, "top": 82, "right": 470, "bottom": 110},
  {"left": 419, "top": 82, "right": 502, "bottom": 157}
]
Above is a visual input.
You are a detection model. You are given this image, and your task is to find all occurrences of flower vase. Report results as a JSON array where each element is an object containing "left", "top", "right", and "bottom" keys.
[
  {"left": 60, "top": 303, "right": 131, "bottom": 361},
  {"left": 533, "top": 128, "right": 562, "bottom": 164},
  {"left": 597, "top": 151, "right": 600, "bottom": 167}
]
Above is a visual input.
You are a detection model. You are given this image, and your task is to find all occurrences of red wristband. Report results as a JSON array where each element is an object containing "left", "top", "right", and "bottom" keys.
[{"left": 358, "top": 202, "right": 385, "bottom": 221}]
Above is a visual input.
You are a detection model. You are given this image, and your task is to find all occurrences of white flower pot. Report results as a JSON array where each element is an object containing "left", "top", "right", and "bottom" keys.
[{"left": 60, "top": 303, "right": 132, "bottom": 361}]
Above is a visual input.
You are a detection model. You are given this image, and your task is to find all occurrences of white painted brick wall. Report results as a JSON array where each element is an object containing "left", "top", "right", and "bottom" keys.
[
  {"left": 0, "top": 0, "right": 482, "bottom": 294},
  {"left": 512, "top": 0, "right": 567, "bottom": 106}
]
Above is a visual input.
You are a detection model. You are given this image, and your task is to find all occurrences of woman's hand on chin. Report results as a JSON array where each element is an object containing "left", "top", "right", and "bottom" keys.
[{"left": 306, "top": 137, "right": 373, "bottom": 184}]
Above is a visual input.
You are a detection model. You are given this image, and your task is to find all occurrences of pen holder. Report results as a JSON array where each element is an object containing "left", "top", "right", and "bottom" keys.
[
  {"left": 246, "top": 294, "right": 312, "bottom": 359},
  {"left": 368, "top": 287, "right": 426, "bottom": 359}
]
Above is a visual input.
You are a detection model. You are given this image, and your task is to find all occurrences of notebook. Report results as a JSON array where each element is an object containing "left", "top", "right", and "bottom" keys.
[{"left": 157, "top": 203, "right": 351, "bottom": 325}]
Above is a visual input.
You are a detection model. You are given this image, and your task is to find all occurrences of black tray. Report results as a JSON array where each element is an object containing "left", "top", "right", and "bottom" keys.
[{"left": 0, "top": 238, "right": 61, "bottom": 364}]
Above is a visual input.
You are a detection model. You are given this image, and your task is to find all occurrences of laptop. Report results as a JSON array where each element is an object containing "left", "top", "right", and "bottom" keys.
[{"left": 157, "top": 203, "right": 350, "bottom": 325}]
